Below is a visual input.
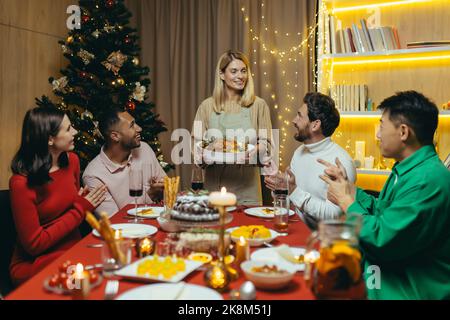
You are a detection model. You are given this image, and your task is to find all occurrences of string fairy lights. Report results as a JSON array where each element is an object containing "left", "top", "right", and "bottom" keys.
[{"left": 240, "top": 1, "right": 325, "bottom": 168}]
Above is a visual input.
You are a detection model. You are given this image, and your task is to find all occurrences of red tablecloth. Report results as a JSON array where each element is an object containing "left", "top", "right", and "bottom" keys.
[{"left": 6, "top": 205, "right": 316, "bottom": 300}]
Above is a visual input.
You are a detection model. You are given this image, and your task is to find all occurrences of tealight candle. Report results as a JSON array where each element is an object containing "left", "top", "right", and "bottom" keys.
[
  {"left": 72, "top": 263, "right": 90, "bottom": 300},
  {"left": 136, "top": 237, "right": 154, "bottom": 258},
  {"left": 235, "top": 236, "right": 250, "bottom": 267},
  {"left": 209, "top": 187, "right": 237, "bottom": 207},
  {"left": 114, "top": 229, "right": 122, "bottom": 240}
]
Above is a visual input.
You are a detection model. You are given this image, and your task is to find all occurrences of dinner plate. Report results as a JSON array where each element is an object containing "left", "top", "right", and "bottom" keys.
[
  {"left": 114, "top": 256, "right": 203, "bottom": 283},
  {"left": 116, "top": 283, "right": 223, "bottom": 300},
  {"left": 251, "top": 247, "right": 306, "bottom": 272},
  {"left": 227, "top": 227, "right": 279, "bottom": 247},
  {"left": 92, "top": 223, "right": 158, "bottom": 239},
  {"left": 244, "top": 207, "right": 295, "bottom": 219},
  {"left": 127, "top": 206, "right": 165, "bottom": 219},
  {"left": 197, "top": 141, "right": 256, "bottom": 164},
  {"left": 226, "top": 206, "right": 237, "bottom": 212}
]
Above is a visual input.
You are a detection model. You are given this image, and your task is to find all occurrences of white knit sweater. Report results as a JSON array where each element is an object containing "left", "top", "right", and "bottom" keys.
[{"left": 289, "top": 137, "right": 356, "bottom": 227}]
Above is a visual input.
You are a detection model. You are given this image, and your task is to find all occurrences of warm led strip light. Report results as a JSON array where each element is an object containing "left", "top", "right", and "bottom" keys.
[
  {"left": 331, "top": 54, "right": 450, "bottom": 66},
  {"left": 331, "top": 0, "right": 432, "bottom": 14}
]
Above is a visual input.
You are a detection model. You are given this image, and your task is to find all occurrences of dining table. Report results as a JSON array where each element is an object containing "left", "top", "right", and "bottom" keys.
[{"left": 6, "top": 205, "right": 316, "bottom": 300}]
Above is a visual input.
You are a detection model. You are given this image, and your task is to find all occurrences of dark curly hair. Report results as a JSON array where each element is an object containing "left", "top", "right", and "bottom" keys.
[
  {"left": 378, "top": 90, "right": 438, "bottom": 146},
  {"left": 303, "top": 92, "right": 340, "bottom": 137}
]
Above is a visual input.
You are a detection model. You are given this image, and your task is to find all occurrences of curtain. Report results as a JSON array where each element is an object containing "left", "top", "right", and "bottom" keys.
[{"left": 126, "top": 0, "right": 317, "bottom": 190}]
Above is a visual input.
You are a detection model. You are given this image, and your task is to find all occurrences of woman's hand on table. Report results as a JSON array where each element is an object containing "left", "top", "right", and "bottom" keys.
[{"left": 80, "top": 185, "right": 107, "bottom": 208}]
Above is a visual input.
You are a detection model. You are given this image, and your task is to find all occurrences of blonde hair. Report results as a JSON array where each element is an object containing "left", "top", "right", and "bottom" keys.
[{"left": 212, "top": 50, "right": 255, "bottom": 113}]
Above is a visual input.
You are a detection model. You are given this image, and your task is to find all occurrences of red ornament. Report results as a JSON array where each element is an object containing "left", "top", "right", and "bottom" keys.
[
  {"left": 82, "top": 15, "right": 90, "bottom": 23},
  {"left": 80, "top": 71, "right": 88, "bottom": 78},
  {"left": 106, "top": 0, "right": 115, "bottom": 8},
  {"left": 126, "top": 101, "right": 136, "bottom": 111},
  {"left": 124, "top": 36, "right": 131, "bottom": 44}
]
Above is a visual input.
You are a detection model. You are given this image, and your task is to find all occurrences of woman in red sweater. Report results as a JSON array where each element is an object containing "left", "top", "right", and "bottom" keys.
[{"left": 9, "top": 107, "right": 107, "bottom": 286}]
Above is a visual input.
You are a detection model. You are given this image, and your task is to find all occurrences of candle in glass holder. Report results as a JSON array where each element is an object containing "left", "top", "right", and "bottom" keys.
[
  {"left": 72, "top": 263, "right": 90, "bottom": 300},
  {"left": 235, "top": 236, "right": 250, "bottom": 267},
  {"left": 209, "top": 187, "right": 237, "bottom": 207},
  {"left": 136, "top": 237, "right": 154, "bottom": 258},
  {"left": 114, "top": 229, "right": 123, "bottom": 240}
]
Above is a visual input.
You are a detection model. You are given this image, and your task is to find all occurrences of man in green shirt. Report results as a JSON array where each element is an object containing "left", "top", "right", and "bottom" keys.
[{"left": 319, "top": 91, "right": 450, "bottom": 299}]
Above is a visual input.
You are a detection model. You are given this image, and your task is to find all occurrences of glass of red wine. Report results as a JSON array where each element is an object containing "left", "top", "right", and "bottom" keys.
[
  {"left": 129, "top": 165, "right": 143, "bottom": 223},
  {"left": 273, "top": 171, "right": 289, "bottom": 196},
  {"left": 191, "top": 166, "right": 205, "bottom": 192}
]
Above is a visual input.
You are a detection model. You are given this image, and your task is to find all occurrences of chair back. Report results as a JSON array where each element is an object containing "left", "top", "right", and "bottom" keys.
[{"left": 0, "top": 190, "right": 16, "bottom": 297}]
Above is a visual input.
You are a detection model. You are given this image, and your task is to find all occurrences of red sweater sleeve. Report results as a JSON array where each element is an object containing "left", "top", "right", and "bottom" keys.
[{"left": 10, "top": 173, "right": 93, "bottom": 257}]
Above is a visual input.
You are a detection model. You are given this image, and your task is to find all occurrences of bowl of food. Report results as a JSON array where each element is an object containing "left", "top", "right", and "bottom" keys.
[
  {"left": 240, "top": 260, "right": 295, "bottom": 290},
  {"left": 197, "top": 139, "right": 255, "bottom": 164},
  {"left": 227, "top": 225, "right": 277, "bottom": 247}
]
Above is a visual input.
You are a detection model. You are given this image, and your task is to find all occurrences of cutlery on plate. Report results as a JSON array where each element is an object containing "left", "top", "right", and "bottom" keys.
[
  {"left": 104, "top": 280, "right": 119, "bottom": 300},
  {"left": 86, "top": 244, "right": 104, "bottom": 248},
  {"left": 263, "top": 242, "right": 274, "bottom": 248},
  {"left": 172, "top": 282, "right": 187, "bottom": 300}
]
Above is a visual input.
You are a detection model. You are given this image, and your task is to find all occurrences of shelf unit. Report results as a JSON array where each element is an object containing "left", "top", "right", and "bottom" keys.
[{"left": 318, "top": 0, "right": 450, "bottom": 191}]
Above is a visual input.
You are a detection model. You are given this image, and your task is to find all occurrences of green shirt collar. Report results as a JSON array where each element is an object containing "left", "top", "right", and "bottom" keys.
[{"left": 392, "top": 145, "right": 437, "bottom": 177}]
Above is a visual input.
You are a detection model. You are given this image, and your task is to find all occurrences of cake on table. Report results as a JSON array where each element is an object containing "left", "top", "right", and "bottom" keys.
[{"left": 170, "top": 192, "right": 220, "bottom": 222}]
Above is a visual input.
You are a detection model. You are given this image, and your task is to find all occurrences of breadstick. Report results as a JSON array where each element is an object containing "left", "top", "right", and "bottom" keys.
[
  {"left": 99, "top": 212, "right": 126, "bottom": 265},
  {"left": 85, "top": 212, "right": 101, "bottom": 233}
]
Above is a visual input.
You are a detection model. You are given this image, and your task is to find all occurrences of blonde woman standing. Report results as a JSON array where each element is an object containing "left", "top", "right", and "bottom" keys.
[{"left": 192, "top": 50, "right": 274, "bottom": 205}]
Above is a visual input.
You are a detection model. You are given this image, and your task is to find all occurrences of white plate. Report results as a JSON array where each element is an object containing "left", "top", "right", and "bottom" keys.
[
  {"left": 127, "top": 206, "right": 165, "bottom": 219},
  {"left": 227, "top": 227, "right": 279, "bottom": 247},
  {"left": 197, "top": 141, "right": 256, "bottom": 164},
  {"left": 244, "top": 207, "right": 295, "bottom": 219},
  {"left": 92, "top": 223, "right": 158, "bottom": 239},
  {"left": 251, "top": 247, "right": 306, "bottom": 272},
  {"left": 116, "top": 283, "right": 223, "bottom": 300},
  {"left": 226, "top": 206, "right": 237, "bottom": 212},
  {"left": 114, "top": 256, "right": 203, "bottom": 283}
]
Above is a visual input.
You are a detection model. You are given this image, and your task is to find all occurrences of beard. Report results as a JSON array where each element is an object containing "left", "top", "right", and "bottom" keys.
[
  {"left": 121, "top": 137, "right": 141, "bottom": 150},
  {"left": 294, "top": 126, "right": 311, "bottom": 143}
]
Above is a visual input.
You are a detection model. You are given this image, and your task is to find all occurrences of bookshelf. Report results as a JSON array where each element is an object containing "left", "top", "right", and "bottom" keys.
[{"left": 318, "top": 0, "right": 450, "bottom": 191}]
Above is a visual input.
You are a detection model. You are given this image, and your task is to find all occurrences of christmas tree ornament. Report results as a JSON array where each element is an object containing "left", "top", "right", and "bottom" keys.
[
  {"left": 67, "top": 36, "right": 74, "bottom": 43},
  {"left": 102, "top": 51, "right": 128, "bottom": 75},
  {"left": 77, "top": 49, "right": 95, "bottom": 65},
  {"left": 81, "top": 110, "right": 93, "bottom": 120},
  {"left": 117, "top": 78, "right": 125, "bottom": 86},
  {"left": 132, "top": 82, "right": 146, "bottom": 102},
  {"left": 92, "top": 30, "right": 101, "bottom": 38},
  {"left": 124, "top": 36, "right": 131, "bottom": 44},
  {"left": 61, "top": 45, "right": 70, "bottom": 54},
  {"left": 132, "top": 57, "right": 140, "bottom": 65},
  {"left": 106, "top": 0, "right": 116, "bottom": 8},
  {"left": 82, "top": 15, "right": 90, "bottom": 23},
  {"left": 126, "top": 101, "right": 136, "bottom": 111},
  {"left": 52, "top": 76, "right": 69, "bottom": 93},
  {"left": 80, "top": 71, "right": 88, "bottom": 79}
]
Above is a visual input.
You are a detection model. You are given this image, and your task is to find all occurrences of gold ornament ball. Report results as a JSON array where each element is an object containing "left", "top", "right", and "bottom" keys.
[
  {"left": 132, "top": 57, "right": 140, "bottom": 65},
  {"left": 117, "top": 78, "right": 125, "bottom": 86},
  {"left": 67, "top": 36, "right": 74, "bottom": 43}
]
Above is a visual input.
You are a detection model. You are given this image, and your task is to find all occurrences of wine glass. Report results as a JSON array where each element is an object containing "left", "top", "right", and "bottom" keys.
[
  {"left": 129, "top": 165, "right": 143, "bottom": 223},
  {"left": 273, "top": 171, "right": 289, "bottom": 196},
  {"left": 191, "top": 166, "right": 205, "bottom": 192},
  {"left": 142, "top": 163, "right": 153, "bottom": 207}
]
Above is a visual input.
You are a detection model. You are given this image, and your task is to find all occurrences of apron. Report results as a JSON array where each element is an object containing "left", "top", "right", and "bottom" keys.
[{"left": 205, "top": 107, "right": 262, "bottom": 206}]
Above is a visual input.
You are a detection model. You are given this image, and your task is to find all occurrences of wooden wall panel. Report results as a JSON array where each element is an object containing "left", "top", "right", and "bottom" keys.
[{"left": 0, "top": 0, "right": 73, "bottom": 189}]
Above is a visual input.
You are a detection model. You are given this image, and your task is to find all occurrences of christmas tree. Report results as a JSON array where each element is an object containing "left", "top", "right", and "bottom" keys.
[{"left": 37, "top": 0, "right": 172, "bottom": 171}]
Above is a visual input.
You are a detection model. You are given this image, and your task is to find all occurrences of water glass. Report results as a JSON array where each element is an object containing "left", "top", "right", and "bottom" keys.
[
  {"left": 273, "top": 194, "right": 289, "bottom": 233},
  {"left": 101, "top": 239, "right": 133, "bottom": 277}
]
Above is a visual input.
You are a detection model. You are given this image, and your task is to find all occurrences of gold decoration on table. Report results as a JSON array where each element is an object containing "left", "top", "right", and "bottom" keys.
[
  {"left": 204, "top": 187, "right": 237, "bottom": 291},
  {"left": 163, "top": 176, "right": 180, "bottom": 210}
]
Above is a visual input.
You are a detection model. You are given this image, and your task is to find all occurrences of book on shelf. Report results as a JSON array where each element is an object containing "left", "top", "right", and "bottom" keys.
[
  {"left": 329, "top": 84, "right": 369, "bottom": 112},
  {"left": 406, "top": 40, "right": 450, "bottom": 48},
  {"left": 326, "top": 18, "right": 402, "bottom": 53},
  {"left": 360, "top": 19, "right": 374, "bottom": 52}
]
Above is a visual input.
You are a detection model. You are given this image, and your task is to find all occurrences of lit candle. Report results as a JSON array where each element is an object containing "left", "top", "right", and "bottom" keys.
[
  {"left": 355, "top": 141, "right": 366, "bottom": 166},
  {"left": 136, "top": 237, "right": 154, "bottom": 258},
  {"left": 235, "top": 236, "right": 250, "bottom": 267},
  {"left": 208, "top": 187, "right": 237, "bottom": 207},
  {"left": 114, "top": 229, "right": 123, "bottom": 240},
  {"left": 72, "top": 263, "right": 90, "bottom": 300}
]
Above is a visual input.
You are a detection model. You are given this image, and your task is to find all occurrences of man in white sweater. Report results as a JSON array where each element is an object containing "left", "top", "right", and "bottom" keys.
[{"left": 265, "top": 92, "right": 356, "bottom": 229}]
